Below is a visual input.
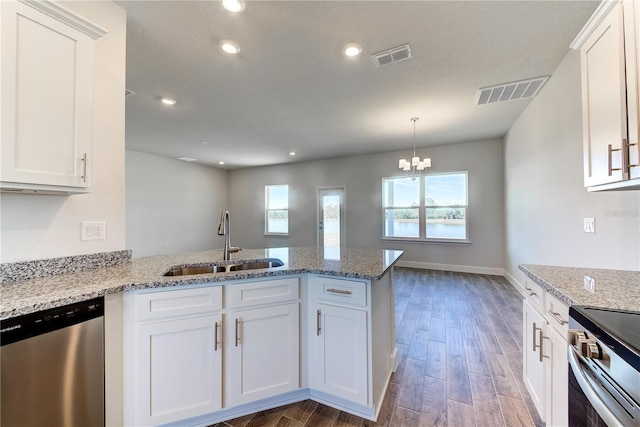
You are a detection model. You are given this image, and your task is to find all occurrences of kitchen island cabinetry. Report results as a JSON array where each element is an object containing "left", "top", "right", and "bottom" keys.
[
  {"left": 225, "top": 278, "right": 300, "bottom": 407},
  {"left": 129, "top": 286, "right": 223, "bottom": 426},
  {"left": 572, "top": 0, "right": 640, "bottom": 191},
  {"left": 309, "top": 276, "right": 369, "bottom": 407},
  {"left": 0, "top": 0, "right": 106, "bottom": 194},
  {"left": 308, "top": 274, "right": 396, "bottom": 420}
]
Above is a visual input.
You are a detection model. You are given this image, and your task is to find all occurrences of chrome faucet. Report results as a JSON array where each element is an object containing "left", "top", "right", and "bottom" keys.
[{"left": 217, "top": 210, "right": 241, "bottom": 260}]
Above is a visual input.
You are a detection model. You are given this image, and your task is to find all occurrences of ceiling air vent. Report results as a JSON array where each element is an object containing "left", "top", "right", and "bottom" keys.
[
  {"left": 475, "top": 76, "right": 549, "bottom": 106},
  {"left": 372, "top": 44, "right": 412, "bottom": 68}
]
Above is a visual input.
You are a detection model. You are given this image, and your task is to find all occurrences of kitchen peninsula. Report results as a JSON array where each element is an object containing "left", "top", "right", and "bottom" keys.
[{"left": 1, "top": 247, "right": 403, "bottom": 426}]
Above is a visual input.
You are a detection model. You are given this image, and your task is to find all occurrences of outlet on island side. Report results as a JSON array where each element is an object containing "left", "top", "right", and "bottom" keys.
[{"left": 82, "top": 221, "right": 106, "bottom": 241}]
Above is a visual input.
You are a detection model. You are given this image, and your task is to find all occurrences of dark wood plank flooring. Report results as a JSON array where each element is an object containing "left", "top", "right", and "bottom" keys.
[{"left": 211, "top": 268, "right": 544, "bottom": 427}]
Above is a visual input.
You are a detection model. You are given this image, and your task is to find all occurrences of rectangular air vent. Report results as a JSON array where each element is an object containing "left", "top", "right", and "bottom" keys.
[
  {"left": 475, "top": 76, "right": 549, "bottom": 105},
  {"left": 372, "top": 44, "right": 412, "bottom": 68}
]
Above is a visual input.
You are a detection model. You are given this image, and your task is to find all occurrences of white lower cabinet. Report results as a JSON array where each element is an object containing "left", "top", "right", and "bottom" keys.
[
  {"left": 523, "top": 299, "right": 547, "bottom": 420},
  {"left": 310, "top": 302, "right": 368, "bottom": 405},
  {"left": 135, "top": 314, "right": 222, "bottom": 426},
  {"left": 543, "top": 325, "right": 569, "bottom": 427},
  {"left": 124, "top": 273, "right": 395, "bottom": 426},
  {"left": 522, "top": 286, "right": 569, "bottom": 427},
  {"left": 225, "top": 302, "right": 299, "bottom": 407}
]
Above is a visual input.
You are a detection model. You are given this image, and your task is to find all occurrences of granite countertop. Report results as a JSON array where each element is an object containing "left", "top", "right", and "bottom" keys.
[
  {"left": 0, "top": 247, "right": 403, "bottom": 320},
  {"left": 519, "top": 264, "right": 640, "bottom": 311}
]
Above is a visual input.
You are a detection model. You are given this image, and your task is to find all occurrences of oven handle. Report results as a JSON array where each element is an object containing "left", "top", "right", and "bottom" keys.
[{"left": 567, "top": 345, "right": 626, "bottom": 427}]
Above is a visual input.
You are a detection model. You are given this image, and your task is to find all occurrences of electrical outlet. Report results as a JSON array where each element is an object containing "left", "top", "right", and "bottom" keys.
[
  {"left": 584, "top": 275, "right": 596, "bottom": 293},
  {"left": 82, "top": 221, "right": 106, "bottom": 241},
  {"left": 583, "top": 218, "right": 595, "bottom": 233}
]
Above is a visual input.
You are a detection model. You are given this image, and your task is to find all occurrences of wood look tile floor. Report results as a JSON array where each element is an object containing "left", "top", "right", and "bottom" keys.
[{"left": 211, "top": 268, "right": 544, "bottom": 427}]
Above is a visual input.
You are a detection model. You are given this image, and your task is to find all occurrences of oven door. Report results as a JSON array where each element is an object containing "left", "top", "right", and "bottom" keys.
[{"left": 568, "top": 346, "right": 637, "bottom": 427}]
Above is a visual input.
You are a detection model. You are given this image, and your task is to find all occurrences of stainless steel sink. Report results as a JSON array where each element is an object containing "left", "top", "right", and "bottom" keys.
[{"left": 163, "top": 258, "right": 284, "bottom": 277}]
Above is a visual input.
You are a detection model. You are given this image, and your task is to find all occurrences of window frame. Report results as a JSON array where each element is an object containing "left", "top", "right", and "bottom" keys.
[
  {"left": 264, "top": 184, "right": 289, "bottom": 236},
  {"left": 381, "top": 171, "right": 470, "bottom": 244}
]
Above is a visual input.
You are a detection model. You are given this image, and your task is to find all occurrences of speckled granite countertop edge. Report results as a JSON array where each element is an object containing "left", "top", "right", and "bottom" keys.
[
  {"left": 0, "top": 247, "right": 404, "bottom": 320},
  {"left": 518, "top": 264, "right": 640, "bottom": 311}
]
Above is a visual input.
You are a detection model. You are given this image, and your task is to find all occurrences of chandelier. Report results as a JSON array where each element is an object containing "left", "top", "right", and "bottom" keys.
[{"left": 398, "top": 117, "right": 431, "bottom": 180}]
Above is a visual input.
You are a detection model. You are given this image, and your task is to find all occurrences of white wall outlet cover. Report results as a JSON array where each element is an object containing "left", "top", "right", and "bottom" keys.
[
  {"left": 583, "top": 218, "right": 595, "bottom": 233},
  {"left": 82, "top": 221, "right": 106, "bottom": 241},
  {"left": 583, "top": 275, "right": 595, "bottom": 293}
]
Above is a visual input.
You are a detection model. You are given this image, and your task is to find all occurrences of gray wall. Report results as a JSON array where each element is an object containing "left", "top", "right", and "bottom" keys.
[
  {"left": 228, "top": 139, "right": 505, "bottom": 273},
  {"left": 504, "top": 49, "right": 640, "bottom": 284},
  {"left": 125, "top": 150, "right": 228, "bottom": 257}
]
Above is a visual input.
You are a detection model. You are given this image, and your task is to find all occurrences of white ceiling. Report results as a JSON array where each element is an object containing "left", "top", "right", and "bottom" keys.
[{"left": 120, "top": 0, "right": 599, "bottom": 169}]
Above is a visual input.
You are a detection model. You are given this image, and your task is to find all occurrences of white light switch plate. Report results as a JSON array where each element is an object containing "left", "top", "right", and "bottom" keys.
[
  {"left": 82, "top": 221, "right": 106, "bottom": 241},
  {"left": 583, "top": 218, "right": 595, "bottom": 233}
]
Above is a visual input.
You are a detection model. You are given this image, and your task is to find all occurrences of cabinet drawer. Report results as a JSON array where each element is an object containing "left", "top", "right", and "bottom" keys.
[
  {"left": 227, "top": 277, "right": 299, "bottom": 308},
  {"left": 522, "top": 278, "right": 544, "bottom": 312},
  {"left": 312, "top": 276, "right": 367, "bottom": 307},
  {"left": 545, "top": 292, "right": 569, "bottom": 336},
  {"left": 135, "top": 285, "right": 222, "bottom": 321}
]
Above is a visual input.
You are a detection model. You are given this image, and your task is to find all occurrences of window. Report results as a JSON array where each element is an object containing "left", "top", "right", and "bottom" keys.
[
  {"left": 383, "top": 172, "right": 468, "bottom": 242},
  {"left": 265, "top": 184, "right": 288, "bottom": 234}
]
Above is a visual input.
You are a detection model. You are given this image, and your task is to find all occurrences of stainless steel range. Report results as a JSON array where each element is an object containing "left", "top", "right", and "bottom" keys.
[{"left": 568, "top": 306, "right": 640, "bottom": 427}]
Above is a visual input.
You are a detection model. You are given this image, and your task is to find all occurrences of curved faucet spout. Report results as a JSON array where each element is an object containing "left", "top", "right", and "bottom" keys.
[{"left": 218, "top": 210, "right": 240, "bottom": 260}]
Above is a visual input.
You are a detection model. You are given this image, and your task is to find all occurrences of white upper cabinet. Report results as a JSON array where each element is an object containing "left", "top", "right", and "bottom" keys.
[
  {"left": 0, "top": 1, "right": 107, "bottom": 194},
  {"left": 573, "top": 0, "right": 640, "bottom": 191}
]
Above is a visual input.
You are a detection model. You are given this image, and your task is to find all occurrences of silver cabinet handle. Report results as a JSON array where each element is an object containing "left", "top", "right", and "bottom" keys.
[
  {"left": 317, "top": 309, "right": 321, "bottom": 336},
  {"left": 622, "top": 138, "right": 629, "bottom": 175},
  {"left": 539, "top": 330, "right": 550, "bottom": 362},
  {"left": 608, "top": 143, "right": 624, "bottom": 176},
  {"left": 532, "top": 322, "right": 542, "bottom": 352},
  {"left": 524, "top": 285, "right": 536, "bottom": 297},
  {"left": 327, "top": 288, "right": 352, "bottom": 295},
  {"left": 214, "top": 321, "right": 220, "bottom": 351},
  {"left": 235, "top": 318, "right": 240, "bottom": 347},
  {"left": 81, "top": 153, "right": 87, "bottom": 183},
  {"left": 626, "top": 139, "right": 640, "bottom": 168},
  {"left": 547, "top": 309, "right": 568, "bottom": 325}
]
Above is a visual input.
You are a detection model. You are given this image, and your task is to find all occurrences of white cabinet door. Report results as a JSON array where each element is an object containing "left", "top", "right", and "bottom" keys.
[
  {"left": 310, "top": 303, "right": 369, "bottom": 406},
  {"left": 225, "top": 303, "right": 299, "bottom": 407},
  {"left": 135, "top": 314, "right": 222, "bottom": 426},
  {"left": 523, "top": 300, "right": 546, "bottom": 421},
  {"left": 544, "top": 326, "right": 568, "bottom": 427},
  {"left": 581, "top": 2, "right": 628, "bottom": 187},
  {"left": 1, "top": 1, "right": 99, "bottom": 192}
]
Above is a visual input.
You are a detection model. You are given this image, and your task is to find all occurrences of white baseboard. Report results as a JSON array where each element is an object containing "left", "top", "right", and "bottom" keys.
[
  {"left": 395, "top": 260, "right": 504, "bottom": 276},
  {"left": 503, "top": 269, "right": 527, "bottom": 297}
]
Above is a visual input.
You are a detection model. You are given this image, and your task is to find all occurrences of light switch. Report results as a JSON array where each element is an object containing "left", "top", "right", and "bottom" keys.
[{"left": 82, "top": 221, "right": 106, "bottom": 240}]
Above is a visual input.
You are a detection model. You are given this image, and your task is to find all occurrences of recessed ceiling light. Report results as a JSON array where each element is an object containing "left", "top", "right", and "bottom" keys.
[
  {"left": 344, "top": 43, "right": 362, "bottom": 57},
  {"left": 218, "top": 161, "right": 225, "bottom": 165},
  {"left": 289, "top": 152, "right": 296, "bottom": 157},
  {"left": 222, "top": 0, "right": 245, "bottom": 13},
  {"left": 161, "top": 97, "right": 176, "bottom": 105},
  {"left": 219, "top": 39, "right": 241, "bottom": 54},
  {"left": 177, "top": 157, "right": 196, "bottom": 162}
]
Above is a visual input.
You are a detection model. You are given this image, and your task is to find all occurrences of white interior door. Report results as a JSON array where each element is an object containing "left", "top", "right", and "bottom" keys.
[{"left": 317, "top": 188, "right": 345, "bottom": 254}]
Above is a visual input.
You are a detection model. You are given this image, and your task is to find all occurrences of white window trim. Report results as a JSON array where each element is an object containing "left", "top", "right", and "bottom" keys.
[
  {"left": 265, "top": 184, "right": 289, "bottom": 236},
  {"left": 381, "top": 172, "right": 470, "bottom": 243}
]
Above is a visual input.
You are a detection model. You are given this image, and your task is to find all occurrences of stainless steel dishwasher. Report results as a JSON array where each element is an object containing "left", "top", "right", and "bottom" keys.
[{"left": 1, "top": 297, "right": 104, "bottom": 427}]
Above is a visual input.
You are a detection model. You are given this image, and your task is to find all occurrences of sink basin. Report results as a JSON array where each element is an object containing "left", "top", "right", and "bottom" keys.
[{"left": 163, "top": 258, "right": 284, "bottom": 277}]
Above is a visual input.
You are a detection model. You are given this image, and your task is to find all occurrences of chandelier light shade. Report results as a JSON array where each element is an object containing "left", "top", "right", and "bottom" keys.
[{"left": 399, "top": 117, "right": 431, "bottom": 180}]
